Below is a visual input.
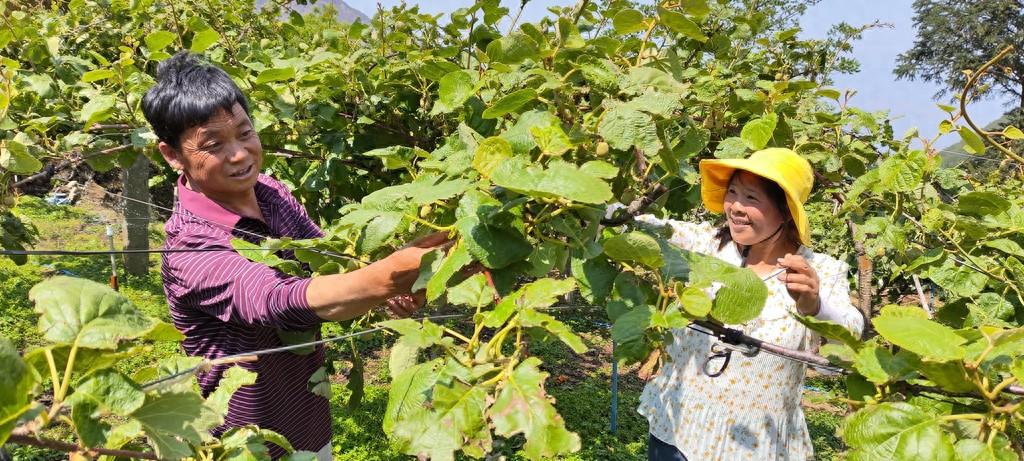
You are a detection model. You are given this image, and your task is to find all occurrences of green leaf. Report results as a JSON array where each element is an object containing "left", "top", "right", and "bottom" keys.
[
  {"left": 878, "top": 157, "right": 924, "bottom": 193},
  {"left": 794, "top": 314, "right": 862, "bottom": 349},
  {"left": 842, "top": 403, "right": 955, "bottom": 461},
  {"left": 530, "top": 123, "right": 573, "bottom": 156},
  {"left": 0, "top": 140, "right": 43, "bottom": 175},
  {"left": 740, "top": 113, "right": 778, "bottom": 150},
  {"left": 456, "top": 191, "right": 532, "bottom": 269},
  {"left": 81, "top": 68, "right": 116, "bottom": 83},
  {"left": 686, "top": 251, "right": 768, "bottom": 324},
  {"left": 1002, "top": 126, "right": 1024, "bottom": 140},
  {"left": 677, "top": 284, "right": 711, "bottom": 317},
  {"left": 520, "top": 309, "right": 587, "bottom": 353},
  {"left": 571, "top": 256, "right": 617, "bottom": 304},
  {"left": 473, "top": 137, "right": 513, "bottom": 178},
  {"left": 958, "top": 127, "right": 986, "bottom": 154},
  {"left": 255, "top": 67, "right": 295, "bottom": 84},
  {"left": 30, "top": 276, "right": 153, "bottom": 349},
  {"left": 79, "top": 94, "right": 116, "bottom": 127},
  {"left": 447, "top": 274, "right": 495, "bottom": 309},
  {"left": 485, "top": 32, "right": 540, "bottom": 65},
  {"left": 68, "top": 369, "right": 145, "bottom": 416},
  {"left": 132, "top": 392, "right": 206, "bottom": 460},
  {"left": 851, "top": 345, "right": 918, "bottom": 385},
  {"left": 957, "top": 191, "right": 1010, "bottom": 217},
  {"left": 488, "top": 357, "right": 580, "bottom": 459},
  {"left": 144, "top": 30, "right": 177, "bottom": 51},
  {"left": 0, "top": 336, "right": 36, "bottom": 446},
  {"left": 189, "top": 28, "right": 220, "bottom": 52},
  {"left": 579, "top": 160, "right": 618, "bottom": 179},
  {"left": 680, "top": 0, "right": 711, "bottom": 18},
  {"left": 425, "top": 242, "right": 473, "bottom": 302},
  {"left": 482, "top": 89, "right": 536, "bottom": 119},
  {"left": 490, "top": 157, "right": 614, "bottom": 204},
  {"left": 916, "top": 360, "right": 975, "bottom": 393},
  {"left": 603, "top": 231, "right": 663, "bottom": 269},
  {"left": 657, "top": 7, "right": 707, "bottom": 42},
  {"left": 431, "top": 70, "right": 476, "bottom": 115},
  {"left": 955, "top": 436, "right": 1018, "bottom": 461},
  {"left": 598, "top": 106, "right": 660, "bottom": 154},
  {"left": 611, "top": 305, "right": 653, "bottom": 363},
  {"left": 612, "top": 9, "right": 646, "bottom": 35},
  {"left": 392, "top": 380, "right": 491, "bottom": 461},
  {"left": 714, "top": 136, "right": 748, "bottom": 159},
  {"left": 484, "top": 278, "right": 576, "bottom": 327},
  {"left": 872, "top": 315, "right": 966, "bottom": 361},
  {"left": 196, "top": 365, "right": 257, "bottom": 431},
  {"left": 383, "top": 359, "right": 442, "bottom": 433},
  {"left": 388, "top": 341, "right": 420, "bottom": 380}
]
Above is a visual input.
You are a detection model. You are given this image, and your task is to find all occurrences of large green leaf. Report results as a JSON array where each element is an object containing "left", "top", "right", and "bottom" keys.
[
  {"left": 488, "top": 358, "right": 580, "bottom": 460},
  {"left": 571, "top": 256, "right": 617, "bottom": 304},
  {"left": 657, "top": 7, "right": 707, "bottom": 42},
  {"left": 851, "top": 344, "right": 919, "bottom": 385},
  {"left": 685, "top": 251, "right": 768, "bottom": 324},
  {"left": 67, "top": 369, "right": 145, "bottom": 416},
  {"left": 0, "top": 139, "right": 43, "bottom": 175},
  {"left": 144, "top": 30, "right": 177, "bottom": 51},
  {"left": 431, "top": 70, "right": 476, "bottom": 115},
  {"left": 30, "top": 276, "right": 153, "bottom": 349},
  {"left": 485, "top": 32, "right": 540, "bottom": 64},
  {"left": 0, "top": 337, "right": 36, "bottom": 446},
  {"left": 957, "top": 191, "right": 1011, "bottom": 217},
  {"left": 194, "top": 365, "right": 257, "bottom": 432},
  {"left": 490, "top": 157, "right": 613, "bottom": 204},
  {"left": 425, "top": 242, "right": 473, "bottom": 302},
  {"left": 603, "top": 231, "right": 663, "bottom": 269},
  {"left": 955, "top": 437, "right": 1018, "bottom": 461},
  {"left": 482, "top": 88, "right": 537, "bottom": 119},
  {"left": 611, "top": 305, "right": 654, "bottom": 363},
  {"left": 472, "top": 137, "right": 513, "bottom": 178},
  {"left": 872, "top": 314, "right": 966, "bottom": 362},
  {"left": 79, "top": 94, "right": 116, "bottom": 127},
  {"left": 189, "top": 28, "right": 220, "bottom": 53},
  {"left": 597, "top": 106, "right": 660, "bottom": 154},
  {"left": 255, "top": 67, "right": 295, "bottom": 84},
  {"left": 612, "top": 9, "right": 645, "bottom": 34},
  {"left": 132, "top": 392, "right": 206, "bottom": 460},
  {"left": 842, "top": 403, "right": 955, "bottom": 461},
  {"left": 740, "top": 113, "right": 778, "bottom": 150},
  {"left": 519, "top": 309, "right": 587, "bottom": 353},
  {"left": 392, "top": 381, "right": 490, "bottom": 461},
  {"left": 383, "top": 359, "right": 442, "bottom": 433}
]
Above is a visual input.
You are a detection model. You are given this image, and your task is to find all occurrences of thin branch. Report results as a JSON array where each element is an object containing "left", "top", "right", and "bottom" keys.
[
  {"left": 6, "top": 434, "right": 162, "bottom": 460},
  {"left": 959, "top": 46, "right": 1024, "bottom": 165},
  {"left": 600, "top": 183, "right": 669, "bottom": 226}
]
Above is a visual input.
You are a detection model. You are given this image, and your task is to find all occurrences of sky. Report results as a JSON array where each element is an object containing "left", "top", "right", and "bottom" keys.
[{"left": 343, "top": 0, "right": 1009, "bottom": 149}]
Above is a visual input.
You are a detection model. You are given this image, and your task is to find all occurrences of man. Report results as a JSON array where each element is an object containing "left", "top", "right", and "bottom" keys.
[{"left": 141, "top": 51, "right": 443, "bottom": 459}]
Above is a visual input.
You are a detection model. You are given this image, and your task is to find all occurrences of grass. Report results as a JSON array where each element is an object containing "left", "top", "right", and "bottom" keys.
[{"left": 1, "top": 197, "right": 850, "bottom": 460}]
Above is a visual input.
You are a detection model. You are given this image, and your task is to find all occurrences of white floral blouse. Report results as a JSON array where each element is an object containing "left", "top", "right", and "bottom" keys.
[{"left": 632, "top": 216, "right": 864, "bottom": 461}]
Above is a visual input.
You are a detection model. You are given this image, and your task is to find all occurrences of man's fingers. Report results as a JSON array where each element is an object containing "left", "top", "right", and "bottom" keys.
[{"left": 408, "top": 231, "right": 452, "bottom": 249}]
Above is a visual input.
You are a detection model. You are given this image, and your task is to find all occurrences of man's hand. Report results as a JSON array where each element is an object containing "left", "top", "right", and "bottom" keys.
[
  {"left": 776, "top": 253, "right": 820, "bottom": 316},
  {"left": 385, "top": 293, "right": 426, "bottom": 318},
  {"left": 380, "top": 232, "right": 454, "bottom": 296}
]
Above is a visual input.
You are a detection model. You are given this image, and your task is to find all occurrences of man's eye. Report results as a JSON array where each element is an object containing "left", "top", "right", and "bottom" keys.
[{"left": 203, "top": 143, "right": 220, "bottom": 150}]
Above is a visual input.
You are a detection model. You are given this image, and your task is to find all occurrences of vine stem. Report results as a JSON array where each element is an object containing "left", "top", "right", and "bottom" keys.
[
  {"left": 635, "top": 19, "right": 658, "bottom": 67},
  {"left": 958, "top": 45, "right": 1024, "bottom": 165},
  {"left": 7, "top": 434, "right": 162, "bottom": 460}
]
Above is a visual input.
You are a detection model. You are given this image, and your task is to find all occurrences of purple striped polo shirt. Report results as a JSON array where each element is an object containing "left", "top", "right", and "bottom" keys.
[{"left": 162, "top": 173, "right": 330, "bottom": 457}]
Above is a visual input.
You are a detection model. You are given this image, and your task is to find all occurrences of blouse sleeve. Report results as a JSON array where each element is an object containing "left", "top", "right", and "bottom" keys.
[
  {"left": 811, "top": 255, "right": 865, "bottom": 338},
  {"left": 633, "top": 214, "right": 720, "bottom": 255}
]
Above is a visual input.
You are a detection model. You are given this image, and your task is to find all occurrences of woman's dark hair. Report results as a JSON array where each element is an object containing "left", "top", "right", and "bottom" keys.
[
  {"left": 141, "top": 51, "right": 250, "bottom": 149},
  {"left": 716, "top": 171, "right": 801, "bottom": 252}
]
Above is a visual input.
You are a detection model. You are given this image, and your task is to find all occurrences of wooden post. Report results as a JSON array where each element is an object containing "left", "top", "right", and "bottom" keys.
[{"left": 121, "top": 154, "right": 151, "bottom": 276}]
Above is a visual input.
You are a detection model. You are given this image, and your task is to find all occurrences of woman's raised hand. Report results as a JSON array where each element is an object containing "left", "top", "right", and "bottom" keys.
[{"left": 776, "top": 253, "right": 821, "bottom": 316}]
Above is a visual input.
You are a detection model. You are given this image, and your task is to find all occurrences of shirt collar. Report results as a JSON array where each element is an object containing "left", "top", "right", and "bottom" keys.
[{"left": 176, "top": 174, "right": 272, "bottom": 231}]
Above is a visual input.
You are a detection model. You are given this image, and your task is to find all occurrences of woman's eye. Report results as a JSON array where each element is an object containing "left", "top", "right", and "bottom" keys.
[
  {"left": 203, "top": 143, "right": 220, "bottom": 150},
  {"left": 241, "top": 130, "right": 254, "bottom": 138}
]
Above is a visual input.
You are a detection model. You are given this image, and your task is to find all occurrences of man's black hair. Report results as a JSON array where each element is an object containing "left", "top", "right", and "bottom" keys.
[{"left": 141, "top": 51, "right": 250, "bottom": 149}]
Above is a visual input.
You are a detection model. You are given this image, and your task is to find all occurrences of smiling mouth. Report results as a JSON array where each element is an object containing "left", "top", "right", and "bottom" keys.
[{"left": 230, "top": 164, "right": 253, "bottom": 178}]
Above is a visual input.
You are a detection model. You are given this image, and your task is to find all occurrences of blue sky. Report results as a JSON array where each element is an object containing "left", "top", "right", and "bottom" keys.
[{"left": 344, "top": 0, "right": 1008, "bottom": 149}]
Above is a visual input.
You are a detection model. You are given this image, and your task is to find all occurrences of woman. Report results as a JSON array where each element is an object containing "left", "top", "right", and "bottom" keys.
[
  {"left": 636, "top": 148, "right": 864, "bottom": 460},
  {"left": 141, "top": 51, "right": 445, "bottom": 459}
]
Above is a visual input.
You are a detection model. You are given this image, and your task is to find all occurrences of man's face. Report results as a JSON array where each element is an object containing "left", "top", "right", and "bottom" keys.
[{"left": 158, "top": 102, "right": 262, "bottom": 198}]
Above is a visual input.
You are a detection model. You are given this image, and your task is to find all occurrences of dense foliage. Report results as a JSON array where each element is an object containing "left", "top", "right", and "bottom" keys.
[{"left": 2, "top": 0, "right": 1024, "bottom": 459}]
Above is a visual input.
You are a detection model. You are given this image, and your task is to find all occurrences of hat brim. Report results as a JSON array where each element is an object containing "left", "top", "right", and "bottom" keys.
[{"left": 699, "top": 159, "right": 811, "bottom": 246}]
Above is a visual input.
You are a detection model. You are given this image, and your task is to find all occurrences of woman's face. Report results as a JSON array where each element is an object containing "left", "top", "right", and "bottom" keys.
[
  {"left": 159, "top": 102, "right": 263, "bottom": 199},
  {"left": 723, "top": 171, "right": 789, "bottom": 246}
]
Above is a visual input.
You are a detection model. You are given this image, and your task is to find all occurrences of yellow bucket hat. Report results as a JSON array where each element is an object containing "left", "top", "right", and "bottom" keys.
[{"left": 698, "top": 148, "right": 814, "bottom": 246}]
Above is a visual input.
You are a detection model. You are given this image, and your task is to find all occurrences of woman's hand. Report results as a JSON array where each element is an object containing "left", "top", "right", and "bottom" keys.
[
  {"left": 385, "top": 293, "right": 426, "bottom": 317},
  {"left": 776, "top": 253, "right": 820, "bottom": 316}
]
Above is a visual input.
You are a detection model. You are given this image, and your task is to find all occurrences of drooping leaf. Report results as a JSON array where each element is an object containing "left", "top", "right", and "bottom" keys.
[
  {"left": 657, "top": 7, "right": 707, "bottom": 42},
  {"left": 519, "top": 309, "right": 587, "bottom": 353},
  {"left": 958, "top": 127, "right": 986, "bottom": 154},
  {"left": 0, "top": 337, "right": 36, "bottom": 446},
  {"left": 685, "top": 251, "right": 768, "bottom": 324},
  {"left": 488, "top": 358, "right": 580, "bottom": 459},
  {"left": 447, "top": 274, "right": 496, "bottom": 309},
  {"left": 794, "top": 314, "right": 862, "bottom": 350},
  {"left": 603, "top": 231, "right": 663, "bottom": 269}
]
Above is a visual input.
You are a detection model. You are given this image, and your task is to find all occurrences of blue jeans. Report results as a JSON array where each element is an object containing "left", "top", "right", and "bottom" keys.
[{"left": 648, "top": 433, "right": 689, "bottom": 461}]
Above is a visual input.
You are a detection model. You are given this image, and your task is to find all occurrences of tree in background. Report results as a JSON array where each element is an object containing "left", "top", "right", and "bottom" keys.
[{"left": 895, "top": 0, "right": 1024, "bottom": 113}]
